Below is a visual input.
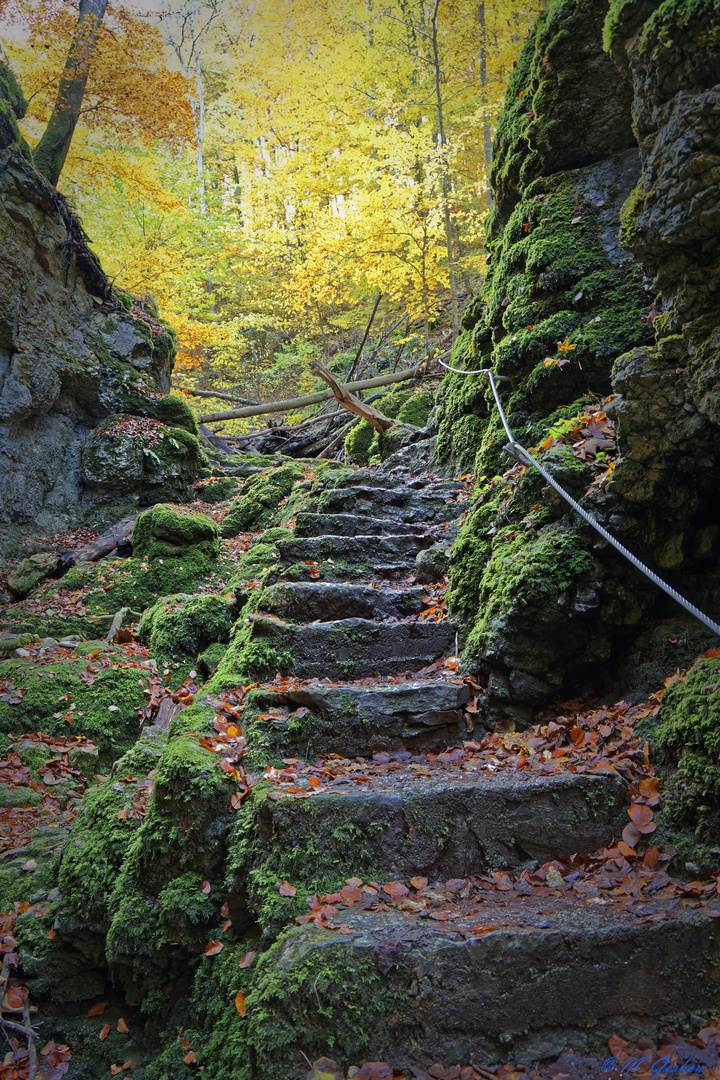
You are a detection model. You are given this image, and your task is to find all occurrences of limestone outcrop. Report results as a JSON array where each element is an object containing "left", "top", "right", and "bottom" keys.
[
  {"left": 0, "top": 141, "right": 199, "bottom": 555},
  {"left": 438, "top": 0, "right": 720, "bottom": 727}
]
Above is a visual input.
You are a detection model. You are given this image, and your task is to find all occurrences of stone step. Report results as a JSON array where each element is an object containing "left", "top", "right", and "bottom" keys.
[
  {"left": 248, "top": 616, "right": 455, "bottom": 679},
  {"left": 229, "top": 768, "right": 626, "bottom": 923},
  {"left": 294, "top": 512, "right": 421, "bottom": 538},
  {"left": 309, "top": 486, "right": 454, "bottom": 523},
  {"left": 260, "top": 581, "right": 427, "bottom": 622},
  {"left": 245, "top": 676, "right": 470, "bottom": 757},
  {"left": 246, "top": 894, "right": 720, "bottom": 1078},
  {"left": 275, "top": 533, "right": 433, "bottom": 572}
]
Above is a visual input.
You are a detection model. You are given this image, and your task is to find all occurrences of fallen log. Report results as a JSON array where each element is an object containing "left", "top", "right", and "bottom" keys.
[
  {"left": 199, "top": 422, "right": 236, "bottom": 455},
  {"left": 198, "top": 364, "right": 423, "bottom": 424},
  {"left": 60, "top": 515, "right": 137, "bottom": 570},
  {"left": 311, "top": 360, "right": 394, "bottom": 435},
  {"left": 185, "top": 388, "right": 259, "bottom": 406}
]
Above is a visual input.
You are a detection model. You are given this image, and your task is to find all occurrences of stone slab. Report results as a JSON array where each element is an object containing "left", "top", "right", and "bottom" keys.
[{"left": 260, "top": 581, "right": 426, "bottom": 622}]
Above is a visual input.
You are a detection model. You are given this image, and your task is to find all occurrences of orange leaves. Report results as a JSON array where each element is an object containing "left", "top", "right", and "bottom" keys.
[
  {"left": 201, "top": 880, "right": 211, "bottom": 896},
  {"left": 87, "top": 1001, "right": 107, "bottom": 1018},
  {"left": 99, "top": 1024, "right": 110, "bottom": 1041},
  {"left": 278, "top": 880, "right": 297, "bottom": 897},
  {"left": 238, "top": 951, "right": 256, "bottom": 969},
  {"left": 204, "top": 941, "right": 223, "bottom": 956},
  {"left": 183, "top": 1051, "right": 197, "bottom": 1065},
  {"left": 117, "top": 1017, "right": 129, "bottom": 1034},
  {"left": 235, "top": 989, "right": 247, "bottom": 1017},
  {"left": 629, "top": 803, "right": 656, "bottom": 834}
]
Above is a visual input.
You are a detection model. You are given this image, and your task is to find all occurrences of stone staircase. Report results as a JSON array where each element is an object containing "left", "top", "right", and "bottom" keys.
[{"left": 217, "top": 464, "right": 720, "bottom": 1075}]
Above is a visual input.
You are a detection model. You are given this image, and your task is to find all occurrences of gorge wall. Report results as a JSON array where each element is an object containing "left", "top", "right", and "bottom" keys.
[
  {"left": 0, "top": 65, "right": 200, "bottom": 559},
  {"left": 438, "top": 0, "right": 720, "bottom": 726}
]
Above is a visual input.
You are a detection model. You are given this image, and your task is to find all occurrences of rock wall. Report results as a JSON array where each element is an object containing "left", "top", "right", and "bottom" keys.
[
  {"left": 0, "top": 130, "right": 200, "bottom": 556},
  {"left": 437, "top": 0, "right": 720, "bottom": 726}
]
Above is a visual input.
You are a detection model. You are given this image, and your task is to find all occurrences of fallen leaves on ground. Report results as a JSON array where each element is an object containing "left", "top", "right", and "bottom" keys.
[{"left": 306, "top": 1019, "right": 720, "bottom": 1079}]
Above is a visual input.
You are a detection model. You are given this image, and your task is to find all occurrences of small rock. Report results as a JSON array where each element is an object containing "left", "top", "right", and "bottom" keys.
[{"left": 7, "top": 552, "right": 59, "bottom": 598}]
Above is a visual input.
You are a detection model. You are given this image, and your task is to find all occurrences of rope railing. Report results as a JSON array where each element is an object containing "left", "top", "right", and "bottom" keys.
[{"left": 438, "top": 359, "right": 720, "bottom": 638}]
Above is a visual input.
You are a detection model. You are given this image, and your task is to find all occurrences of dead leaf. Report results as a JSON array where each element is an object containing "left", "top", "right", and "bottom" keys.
[
  {"left": 117, "top": 1018, "right": 129, "bottom": 1034},
  {"left": 99, "top": 1024, "right": 110, "bottom": 1041},
  {"left": 238, "top": 951, "right": 256, "bottom": 969},
  {"left": 87, "top": 1002, "right": 107, "bottom": 1018},
  {"left": 205, "top": 941, "right": 223, "bottom": 956},
  {"left": 235, "top": 989, "right": 247, "bottom": 1017},
  {"left": 279, "top": 880, "right": 297, "bottom": 897},
  {"left": 183, "top": 1051, "right": 197, "bottom": 1065}
]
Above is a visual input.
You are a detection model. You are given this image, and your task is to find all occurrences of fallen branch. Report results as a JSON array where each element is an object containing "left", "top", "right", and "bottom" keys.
[
  {"left": 199, "top": 365, "right": 423, "bottom": 424},
  {"left": 103, "top": 607, "right": 130, "bottom": 643},
  {"left": 311, "top": 360, "right": 395, "bottom": 434}
]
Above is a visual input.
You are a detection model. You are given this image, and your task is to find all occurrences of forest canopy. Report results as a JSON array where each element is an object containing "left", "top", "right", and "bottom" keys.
[{"left": 0, "top": 0, "right": 543, "bottom": 408}]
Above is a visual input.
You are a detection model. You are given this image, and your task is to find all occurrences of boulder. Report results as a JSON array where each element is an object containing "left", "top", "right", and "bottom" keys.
[{"left": 7, "top": 551, "right": 59, "bottom": 597}]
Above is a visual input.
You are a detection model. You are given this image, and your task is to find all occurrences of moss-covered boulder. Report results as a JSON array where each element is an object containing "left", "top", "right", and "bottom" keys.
[
  {"left": 345, "top": 388, "right": 433, "bottom": 465},
  {"left": 0, "top": 645, "right": 149, "bottom": 761},
  {"left": 220, "top": 463, "right": 304, "bottom": 537},
  {"left": 133, "top": 504, "right": 220, "bottom": 563},
  {"left": 7, "top": 551, "right": 59, "bottom": 598},
  {"left": 640, "top": 653, "right": 720, "bottom": 875},
  {"left": 81, "top": 414, "right": 201, "bottom": 504},
  {"left": 140, "top": 593, "right": 234, "bottom": 661}
]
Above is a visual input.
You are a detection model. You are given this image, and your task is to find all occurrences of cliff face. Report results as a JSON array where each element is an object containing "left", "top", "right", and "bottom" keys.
[
  {"left": 0, "top": 140, "right": 200, "bottom": 556},
  {"left": 437, "top": 0, "right": 720, "bottom": 726}
]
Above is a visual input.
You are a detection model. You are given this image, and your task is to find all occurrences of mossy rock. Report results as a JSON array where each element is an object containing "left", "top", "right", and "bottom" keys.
[
  {"left": 344, "top": 389, "right": 433, "bottom": 466},
  {"left": 7, "top": 552, "right": 59, "bottom": 599},
  {"left": 58, "top": 727, "right": 168, "bottom": 922},
  {"left": 0, "top": 647, "right": 149, "bottom": 762},
  {"left": 640, "top": 654, "right": 720, "bottom": 874},
  {"left": 133, "top": 504, "right": 220, "bottom": 562},
  {"left": 81, "top": 416, "right": 201, "bottom": 504},
  {"left": 199, "top": 476, "right": 241, "bottom": 502},
  {"left": 149, "top": 395, "right": 199, "bottom": 436},
  {"left": 139, "top": 593, "right": 234, "bottom": 661},
  {"left": 220, "top": 464, "right": 304, "bottom": 537}
]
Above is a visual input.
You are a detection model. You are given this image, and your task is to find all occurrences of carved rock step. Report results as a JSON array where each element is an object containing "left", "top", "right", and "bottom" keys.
[
  {"left": 309, "top": 486, "right": 457, "bottom": 523},
  {"left": 245, "top": 676, "right": 470, "bottom": 757},
  {"left": 260, "top": 581, "right": 427, "bottom": 622},
  {"left": 248, "top": 898, "right": 720, "bottom": 1078},
  {"left": 248, "top": 617, "right": 455, "bottom": 679},
  {"left": 275, "top": 533, "right": 434, "bottom": 570},
  {"left": 231, "top": 770, "right": 626, "bottom": 910},
  {"left": 294, "top": 512, "right": 422, "bottom": 538}
]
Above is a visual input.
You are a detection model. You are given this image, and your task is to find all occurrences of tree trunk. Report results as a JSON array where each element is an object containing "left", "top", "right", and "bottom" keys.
[
  {"left": 33, "top": 0, "right": 109, "bottom": 186},
  {"left": 478, "top": 2, "right": 493, "bottom": 209},
  {"left": 430, "top": 0, "right": 459, "bottom": 341}
]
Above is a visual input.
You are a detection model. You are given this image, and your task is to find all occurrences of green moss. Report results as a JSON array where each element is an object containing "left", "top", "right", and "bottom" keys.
[
  {"left": 150, "top": 395, "right": 199, "bottom": 435},
  {"left": 344, "top": 388, "right": 433, "bottom": 465},
  {"left": 133, "top": 504, "right": 220, "bottom": 562},
  {"left": 58, "top": 728, "right": 167, "bottom": 920},
  {"left": 221, "top": 464, "right": 304, "bottom": 537},
  {"left": 0, "top": 649, "right": 148, "bottom": 762},
  {"left": 200, "top": 476, "right": 241, "bottom": 502},
  {"left": 0, "top": 59, "right": 31, "bottom": 158},
  {"left": 641, "top": 655, "right": 720, "bottom": 872},
  {"left": 140, "top": 593, "right": 234, "bottom": 660}
]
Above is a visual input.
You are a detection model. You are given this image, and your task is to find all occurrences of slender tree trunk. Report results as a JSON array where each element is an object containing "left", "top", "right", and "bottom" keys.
[
  {"left": 430, "top": 0, "right": 459, "bottom": 341},
  {"left": 478, "top": 1, "right": 493, "bottom": 208},
  {"left": 33, "top": 0, "right": 109, "bottom": 186},
  {"left": 194, "top": 47, "right": 206, "bottom": 214}
]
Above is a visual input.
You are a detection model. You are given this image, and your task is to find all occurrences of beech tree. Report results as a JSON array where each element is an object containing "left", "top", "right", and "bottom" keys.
[{"left": 33, "top": 0, "right": 108, "bottom": 185}]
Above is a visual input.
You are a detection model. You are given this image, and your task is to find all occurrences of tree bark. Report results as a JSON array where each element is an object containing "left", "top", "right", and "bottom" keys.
[
  {"left": 33, "top": 0, "right": 109, "bottom": 186},
  {"left": 311, "top": 361, "right": 395, "bottom": 435},
  {"left": 431, "top": 0, "right": 459, "bottom": 341}
]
